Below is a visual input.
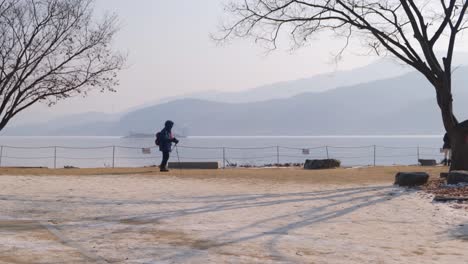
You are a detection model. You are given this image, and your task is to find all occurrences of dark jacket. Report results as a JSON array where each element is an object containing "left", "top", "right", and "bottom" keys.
[
  {"left": 443, "top": 133, "right": 450, "bottom": 149},
  {"left": 159, "top": 127, "right": 178, "bottom": 152}
]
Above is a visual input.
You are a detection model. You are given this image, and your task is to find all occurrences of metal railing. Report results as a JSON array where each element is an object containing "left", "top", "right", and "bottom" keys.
[{"left": 0, "top": 144, "right": 445, "bottom": 169}]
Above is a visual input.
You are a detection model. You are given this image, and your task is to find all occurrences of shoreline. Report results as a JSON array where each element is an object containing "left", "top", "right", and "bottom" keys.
[{"left": 0, "top": 134, "right": 445, "bottom": 138}]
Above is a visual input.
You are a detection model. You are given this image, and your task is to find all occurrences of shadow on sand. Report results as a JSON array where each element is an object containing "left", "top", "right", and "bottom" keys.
[
  {"left": 2, "top": 185, "right": 417, "bottom": 263},
  {"left": 450, "top": 222, "right": 468, "bottom": 242}
]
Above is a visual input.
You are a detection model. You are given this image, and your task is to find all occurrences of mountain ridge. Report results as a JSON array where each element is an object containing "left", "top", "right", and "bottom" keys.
[{"left": 4, "top": 66, "right": 468, "bottom": 136}]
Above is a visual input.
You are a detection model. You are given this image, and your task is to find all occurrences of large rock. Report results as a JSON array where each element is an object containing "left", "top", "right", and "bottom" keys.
[
  {"left": 447, "top": 171, "right": 468, "bottom": 185},
  {"left": 440, "top": 172, "right": 449, "bottom": 179},
  {"left": 394, "top": 172, "right": 429, "bottom": 187},
  {"left": 304, "top": 159, "right": 340, "bottom": 170}
]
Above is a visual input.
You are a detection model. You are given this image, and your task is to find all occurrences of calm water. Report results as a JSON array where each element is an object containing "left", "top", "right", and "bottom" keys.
[{"left": 0, "top": 135, "right": 445, "bottom": 168}]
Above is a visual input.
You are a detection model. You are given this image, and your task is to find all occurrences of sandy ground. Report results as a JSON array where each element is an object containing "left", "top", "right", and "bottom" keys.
[{"left": 0, "top": 167, "right": 467, "bottom": 263}]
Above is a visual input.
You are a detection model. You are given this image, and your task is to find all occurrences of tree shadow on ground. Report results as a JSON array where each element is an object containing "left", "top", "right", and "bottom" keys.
[
  {"left": 2, "top": 185, "right": 415, "bottom": 263},
  {"left": 450, "top": 222, "right": 468, "bottom": 242},
  {"left": 133, "top": 185, "right": 411, "bottom": 263}
]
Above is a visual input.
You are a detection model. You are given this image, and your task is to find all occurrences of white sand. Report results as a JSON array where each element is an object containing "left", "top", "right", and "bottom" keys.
[{"left": 0, "top": 174, "right": 467, "bottom": 264}]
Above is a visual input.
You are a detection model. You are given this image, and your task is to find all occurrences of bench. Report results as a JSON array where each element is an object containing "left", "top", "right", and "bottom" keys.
[
  {"left": 418, "top": 159, "right": 437, "bottom": 166},
  {"left": 168, "top": 162, "right": 219, "bottom": 170}
]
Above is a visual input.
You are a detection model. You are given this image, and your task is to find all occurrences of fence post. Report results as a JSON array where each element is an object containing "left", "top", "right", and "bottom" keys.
[
  {"left": 222, "top": 147, "right": 225, "bottom": 169},
  {"left": 0, "top": 146, "right": 3, "bottom": 167},
  {"left": 276, "top": 146, "right": 280, "bottom": 165},
  {"left": 417, "top": 145, "right": 420, "bottom": 165},
  {"left": 112, "top": 146, "right": 116, "bottom": 168},
  {"left": 54, "top": 146, "right": 57, "bottom": 169},
  {"left": 373, "top": 145, "right": 376, "bottom": 167},
  {"left": 325, "top": 146, "right": 330, "bottom": 159}
]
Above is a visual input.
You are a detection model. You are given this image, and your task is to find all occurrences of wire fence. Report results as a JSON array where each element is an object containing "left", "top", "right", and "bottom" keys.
[{"left": 0, "top": 144, "right": 446, "bottom": 169}]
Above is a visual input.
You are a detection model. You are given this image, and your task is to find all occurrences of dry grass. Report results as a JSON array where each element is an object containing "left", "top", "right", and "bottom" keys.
[{"left": 0, "top": 166, "right": 448, "bottom": 185}]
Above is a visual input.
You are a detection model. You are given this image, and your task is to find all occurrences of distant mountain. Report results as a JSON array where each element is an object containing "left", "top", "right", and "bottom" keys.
[
  {"left": 5, "top": 66, "right": 468, "bottom": 136},
  {"left": 4, "top": 52, "right": 468, "bottom": 132},
  {"left": 133, "top": 58, "right": 412, "bottom": 106},
  {"left": 112, "top": 67, "right": 468, "bottom": 136},
  {"left": 135, "top": 52, "right": 468, "bottom": 105},
  {"left": 3, "top": 112, "right": 120, "bottom": 136}
]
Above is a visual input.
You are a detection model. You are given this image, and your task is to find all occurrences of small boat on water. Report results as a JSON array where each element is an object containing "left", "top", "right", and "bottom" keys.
[{"left": 122, "top": 132, "right": 154, "bottom": 139}]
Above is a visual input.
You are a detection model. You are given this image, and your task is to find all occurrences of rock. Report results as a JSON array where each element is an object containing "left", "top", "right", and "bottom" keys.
[
  {"left": 447, "top": 171, "right": 468, "bottom": 185},
  {"left": 304, "top": 159, "right": 341, "bottom": 170},
  {"left": 418, "top": 159, "right": 437, "bottom": 166},
  {"left": 394, "top": 172, "right": 429, "bottom": 187},
  {"left": 440, "top": 172, "right": 449, "bottom": 179}
]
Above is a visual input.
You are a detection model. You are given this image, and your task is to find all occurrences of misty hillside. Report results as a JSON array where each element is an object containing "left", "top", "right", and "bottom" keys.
[
  {"left": 7, "top": 53, "right": 468, "bottom": 129},
  {"left": 139, "top": 58, "right": 412, "bottom": 106},
  {"left": 4, "top": 66, "right": 468, "bottom": 136},
  {"left": 113, "top": 68, "right": 468, "bottom": 135},
  {"left": 139, "top": 53, "right": 468, "bottom": 105},
  {"left": 3, "top": 112, "right": 120, "bottom": 136}
]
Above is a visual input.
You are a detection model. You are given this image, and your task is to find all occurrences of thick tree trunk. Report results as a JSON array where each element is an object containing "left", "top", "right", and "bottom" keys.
[
  {"left": 449, "top": 125, "right": 468, "bottom": 171},
  {"left": 436, "top": 78, "right": 468, "bottom": 171}
]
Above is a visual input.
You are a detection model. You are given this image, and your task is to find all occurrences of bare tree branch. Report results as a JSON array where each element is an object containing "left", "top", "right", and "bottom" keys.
[
  {"left": 0, "top": 0, "right": 125, "bottom": 130},
  {"left": 216, "top": 0, "right": 468, "bottom": 133}
]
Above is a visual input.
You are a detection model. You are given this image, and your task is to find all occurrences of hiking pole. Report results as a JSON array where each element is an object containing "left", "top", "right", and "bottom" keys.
[{"left": 175, "top": 143, "right": 182, "bottom": 175}]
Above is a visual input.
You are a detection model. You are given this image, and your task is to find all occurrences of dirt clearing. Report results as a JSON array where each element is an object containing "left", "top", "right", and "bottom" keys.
[{"left": 0, "top": 167, "right": 467, "bottom": 263}]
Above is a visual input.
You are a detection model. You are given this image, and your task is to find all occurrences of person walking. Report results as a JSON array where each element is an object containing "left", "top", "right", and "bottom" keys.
[
  {"left": 157, "top": 120, "right": 179, "bottom": 172},
  {"left": 442, "top": 133, "right": 451, "bottom": 166}
]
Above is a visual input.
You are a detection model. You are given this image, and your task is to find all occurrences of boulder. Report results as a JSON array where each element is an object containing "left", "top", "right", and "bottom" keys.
[
  {"left": 304, "top": 159, "right": 341, "bottom": 170},
  {"left": 394, "top": 172, "right": 429, "bottom": 187},
  {"left": 418, "top": 159, "right": 437, "bottom": 166},
  {"left": 447, "top": 171, "right": 468, "bottom": 185}
]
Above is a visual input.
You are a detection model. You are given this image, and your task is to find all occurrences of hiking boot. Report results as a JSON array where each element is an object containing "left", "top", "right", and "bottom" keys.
[{"left": 160, "top": 168, "right": 169, "bottom": 172}]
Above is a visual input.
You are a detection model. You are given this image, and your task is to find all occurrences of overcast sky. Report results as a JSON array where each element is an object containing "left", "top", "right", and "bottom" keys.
[{"left": 14, "top": 0, "right": 468, "bottom": 123}]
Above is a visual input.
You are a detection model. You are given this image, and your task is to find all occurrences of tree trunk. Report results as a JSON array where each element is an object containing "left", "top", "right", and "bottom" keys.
[
  {"left": 449, "top": 126, "right": 468, "bottom": 171},
  {"left": 436, "top": 79, "right": 468, "bottom": 171},
  {"left": 434, "top": 77, "right": 468, "bottom": 171}
]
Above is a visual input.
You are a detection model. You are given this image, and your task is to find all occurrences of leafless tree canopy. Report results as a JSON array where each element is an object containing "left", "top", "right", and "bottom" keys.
[
  {"left": 0, "top": 0, "right": 124, "bottom": 130},
  {"left": 219, "top": 0, "right": 468, "bottom": 131},
  {"left": 219, "top": 0, "right": 468, "bottom": 170}
]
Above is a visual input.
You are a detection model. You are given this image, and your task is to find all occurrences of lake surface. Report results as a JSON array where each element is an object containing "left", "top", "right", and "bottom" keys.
[{"left": 0, "top": 135, "right": 446, "bottom": 168}]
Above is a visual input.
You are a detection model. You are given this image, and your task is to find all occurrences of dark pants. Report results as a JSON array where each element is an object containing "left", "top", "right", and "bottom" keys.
[{"left": 160, "top": 151, "right": 170, "bottom": 169}]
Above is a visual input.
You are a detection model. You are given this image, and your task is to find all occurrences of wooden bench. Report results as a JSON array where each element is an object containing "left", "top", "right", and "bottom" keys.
[
  {"left": 168, "top": 162, "right": 219, "bottom": 170},
  {"left": 418, "top": 159, "right": 437, "bottom": 166}
]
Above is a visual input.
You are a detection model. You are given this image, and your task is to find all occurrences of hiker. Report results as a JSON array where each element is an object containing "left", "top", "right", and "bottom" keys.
[
  {"left": 157, "top": 120, "right": 179, "bottom": 172},
  {"left": 442, "top": 133, "right": 451, "bottom": 166}
]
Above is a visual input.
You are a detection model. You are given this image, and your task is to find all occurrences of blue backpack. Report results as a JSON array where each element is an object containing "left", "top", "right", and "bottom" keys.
[{"left": 155, "top": 132, "right": 161, "bottom": 146}]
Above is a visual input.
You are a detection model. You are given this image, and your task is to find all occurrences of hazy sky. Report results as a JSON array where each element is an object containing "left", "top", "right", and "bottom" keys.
[{"left": 14, "top": 0, "right": 468, "bottom": 123}]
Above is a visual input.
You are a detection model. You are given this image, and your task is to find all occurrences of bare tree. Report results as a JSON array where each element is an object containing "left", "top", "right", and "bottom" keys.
[
  {"left": 218, "top": 0, "right": 468, "bottom": 170},
  {"left": 0, "top": 0, "right": 124, "bottom": 131}
]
